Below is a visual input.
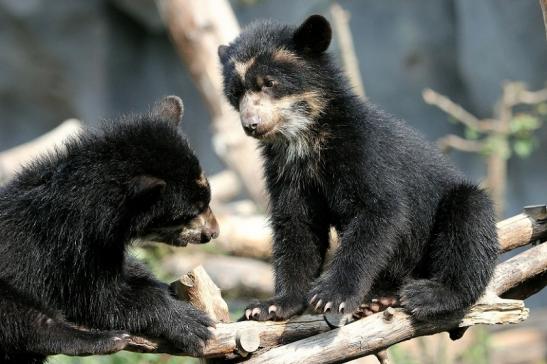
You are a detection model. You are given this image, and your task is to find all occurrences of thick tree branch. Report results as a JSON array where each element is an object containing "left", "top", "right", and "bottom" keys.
[
  {"left": 125, "top": 242, "right": 545, "bottom": 360},
  {"left": 200, "top": 202, "right": 547, "bottom": 260},
  {"left": 242, "top": 297, "right": 529, "bottom": 364},
  {"left": 499, "top": 205, "right": 547, "bottom": 252},
  {"left": 122, "top": 207, "right": 547, "bottom": 361}
]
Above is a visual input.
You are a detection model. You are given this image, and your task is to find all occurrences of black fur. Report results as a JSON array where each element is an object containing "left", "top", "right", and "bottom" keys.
[
  {"left": 0, "top": 97, "right": 216, "bottom": 363},
  {"left": 219, "top": 16, "right": 499, "bottom": 321}
]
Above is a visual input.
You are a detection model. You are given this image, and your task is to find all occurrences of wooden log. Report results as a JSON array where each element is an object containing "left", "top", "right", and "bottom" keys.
[
  {"left": 125, "top": 313, "right": 332, "bottom": 358},
  {"left": 243, "top": 297, "right": 528, "bottom": 364},
  {"left": 170, "top": 265, "right": 230, "bottom": 323},
  {"left": 213, "top": 213, "right": 272, "bottom": 259},
  {"left": 162, "top": 253, "right": 274, "bottom": 297},
  {"left": 498, "top": 205, "right": 547, "bottom": 252},
  {"left": 124, "top": 241, "right": 546, "bottom": 359},
  {"left": 242, "top": 243, "right": 546, "bottom": 363},
  {"left": 492, "top": 242, "right": 547, "bottom": 296},
  {"left": 210, "top": 204, "right": 546, "bottom": 260}
]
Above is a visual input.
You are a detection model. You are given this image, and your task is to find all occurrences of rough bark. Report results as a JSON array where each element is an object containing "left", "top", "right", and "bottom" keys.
[
  {"left": 499, "top": 205, "right": 547, "bottom": 252},
  {"left": 162, "top": 253, "right": 273, "bottom": 298},
  {"left": 124, "top": 240, "right": 546, "bottom": 360},
  {"left": 242, "top": 297, "right": 529, "bottom": 364},
  {"left": 170, "top": 265, "right": 231, "bottom": 323}
]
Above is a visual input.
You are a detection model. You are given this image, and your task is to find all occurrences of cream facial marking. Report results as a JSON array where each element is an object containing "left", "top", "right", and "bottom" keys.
[
  {"left": 239, "top": 89, "right": 328, "bottom": 172},
  {"left": 239, "top": 90, "right": 326, "bottom": 138},
  {"left": 232, "top": 57, "right": 256, "bottom": 81},
  {"left": 272, "top": 48, "right": 303, "bottom": 65}
]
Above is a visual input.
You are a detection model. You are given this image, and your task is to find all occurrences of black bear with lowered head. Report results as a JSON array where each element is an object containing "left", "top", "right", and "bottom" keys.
[
  {"left": 218, "top": 15, "right": 499, "bottom": 321},
  {"left": 0, "top": 96, "right": 218, "bottom": 364}
]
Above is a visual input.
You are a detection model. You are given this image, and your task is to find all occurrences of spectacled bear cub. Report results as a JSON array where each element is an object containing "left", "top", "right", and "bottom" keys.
[
  {"left": 0, "top": 96, "right": 219, "bottom": 364},
  {"left": 218, "top": 15, "right": 499, "bottom": 321}
]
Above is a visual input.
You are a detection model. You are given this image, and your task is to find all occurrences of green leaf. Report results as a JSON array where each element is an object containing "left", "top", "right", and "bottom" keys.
[
  {"left": 465, "top": 127, "right": 480, "bottom": 140},
  {"left": 510, "top": 114, "right": 541, "bottom": 135},
  {"left": 513, "top": 139, "right": 534, "bottom": 158},
  {"left": 482, "top": 136, "right": 511, "bottom": 159}
]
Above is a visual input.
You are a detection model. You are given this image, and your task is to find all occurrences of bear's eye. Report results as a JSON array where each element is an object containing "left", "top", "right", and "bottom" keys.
[{"left": 263, "top": 77, "right": 275, "bottom": 88}]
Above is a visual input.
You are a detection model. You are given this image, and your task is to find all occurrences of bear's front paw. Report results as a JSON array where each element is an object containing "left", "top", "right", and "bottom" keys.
[
  {"left": 242, "top": 296, "right": 306, "bottom": 321},
  {"left": 99, "top": 332, "right": 132, "bottom": 354},
  {"left": 353, "top": 296, "right": 399, "bottom": 318},
  {"left": 308, "top": 275, "right": 363, "bottom": 314},
  {"left": 164, "top": 304, "right": 215, "bottom": 356},
  {"left": 61, "top": 330, "right": 131, "bottom": 356}
]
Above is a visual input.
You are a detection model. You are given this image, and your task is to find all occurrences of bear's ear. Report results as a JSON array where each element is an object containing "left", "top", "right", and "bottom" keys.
[
  {"left": 218, "top": 45, "right": 229, "bottom": 63},
  {"left": 129, "top": 175, "right": 166, "bottom": 201},
  {"left": 293, "top": 15, "right": 332, "bottom": 55},
  {"left": 152, "top": 95, "right": 184, "bottom": 126}
]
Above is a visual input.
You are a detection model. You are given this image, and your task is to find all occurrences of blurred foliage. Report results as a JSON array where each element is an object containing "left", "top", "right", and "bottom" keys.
[
  {"left": 390, "top": 328, "right": 491, "bottom": 364},
  {"left": 131, "top": 245, "right": 177, "bottom": 281},
  {"left": 457, "top": 327, "right": 490, "bottom": 364},
  {"left": 50, "top": 352, "right": 197, "bottom": 364},
  {"left": 465, "top": 101, "right": 546, "bottom": 160}
]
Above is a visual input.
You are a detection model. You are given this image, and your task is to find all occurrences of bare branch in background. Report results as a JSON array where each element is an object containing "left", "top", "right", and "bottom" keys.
[
  {"left": 330, "top": 3, "right": 366, "bottom": 100},
  {"left": 424, "top": 84, "right": 547, "bottom": 217},
  {"left": 156, "top": 0, "right": 268, "bottom": 209},
  {"left": 213, "top": 212, "right": 272, "bottom": 258},
  {"left": 423, "top": 89, "right": 490, "bottom": 132},
  {"left": 208, "top": 170, "right": 241, "bottom": 204},
  {"left": 0, "top": 119, "right": 82, "bottom": 183},
  {"left": 437, "top": 134, "right": 483, "bottom": 153},
  {"left": 540, "top": 0, "right": 547, "bottom": 40}
]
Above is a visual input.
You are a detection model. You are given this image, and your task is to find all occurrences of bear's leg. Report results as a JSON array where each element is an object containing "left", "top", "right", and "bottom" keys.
[
  {"left": 399, "top": 184, "right": 499, "bottom": 320},
  {"left": 79, "top": 259, "right": 213, "bottom": 355},
  {"left": 31, "top": 319, "right": 131, "bottom": 356},
  {"left": 0, "top": 296, "right": 129, "bottom": 359},
  {"left": 242, "top": 188, "right": 331, "bottom": 321}
]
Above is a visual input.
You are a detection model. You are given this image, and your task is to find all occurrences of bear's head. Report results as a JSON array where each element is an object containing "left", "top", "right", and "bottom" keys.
[{"left": 218, "top": 15, "right": 334, "bottom": 143}]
